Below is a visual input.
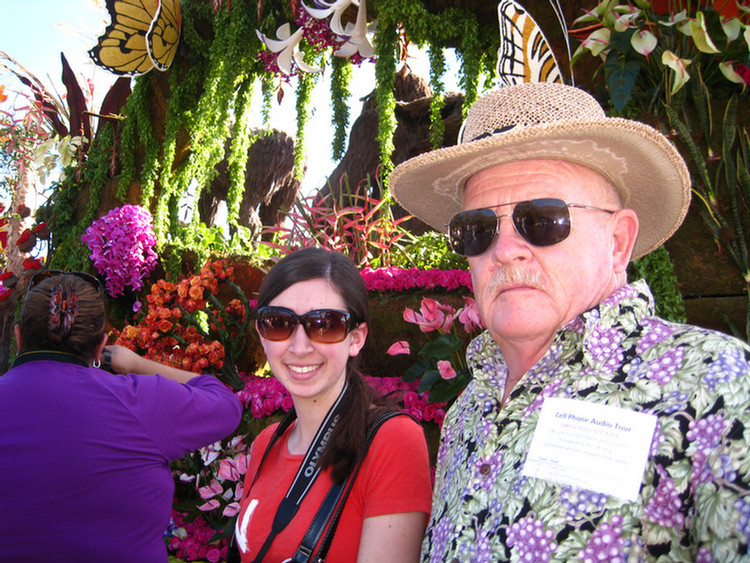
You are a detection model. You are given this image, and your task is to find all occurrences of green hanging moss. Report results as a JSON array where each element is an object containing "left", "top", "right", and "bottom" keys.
[
  {"left": 294, "top": 45, "right": 318, "bottom": 180},
  {"left": 372, "top": 0, "right": 491, "bottom": 176},
  {"left": 49, "top": 124, "right": 117, "bottom": 271},
  {"left": 46, "top": 168, "right": 84, "bottom": 270},
  {"left": 261, "top": 75, "right": 274, "bottom": 126},
  {"left": 161, "top": 0, "right": 263, "bottom": 246},
  {"left": 373, "top": 19, "right": 398, "bottom": 181},
  {"left": 458, "top": 18, "right": 482, "bottom": 116},
  {"left": 117, "top": 77, "right": 160, "bottom": 203},
  {"left": 331, "top": 56, "right": 352, "bottom": 160},
  {"left": 226, "top": 80, "right": 256, "bottom": 227},
  {"left": 428, "top": 46, "right": 446, "bottom": 149},
  {"left": 80, "top": 123, "right": 114, "bottom": 225}
]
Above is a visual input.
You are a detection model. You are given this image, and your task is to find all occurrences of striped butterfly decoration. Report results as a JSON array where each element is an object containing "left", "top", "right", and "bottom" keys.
[
  {"left": 496, "top": 0, "right": 570, "bottom": 86},
  {"left": 89, "top": 0, "right": 181, "bottom": 76}
]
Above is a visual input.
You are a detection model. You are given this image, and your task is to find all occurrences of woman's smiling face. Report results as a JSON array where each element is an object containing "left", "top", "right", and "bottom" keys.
[{"left": 257, "top": 278, "right": 367, "bottom": 409}]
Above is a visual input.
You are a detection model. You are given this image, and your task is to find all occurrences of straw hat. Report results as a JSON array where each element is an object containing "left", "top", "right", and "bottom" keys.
[{"left": 389, "top": 82, "right": 691, "bottom": 259}]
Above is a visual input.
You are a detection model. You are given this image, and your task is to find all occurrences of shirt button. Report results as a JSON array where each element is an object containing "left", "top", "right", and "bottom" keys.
[{"left": 479, "top": 463, "right": 491, "bottom": 475}]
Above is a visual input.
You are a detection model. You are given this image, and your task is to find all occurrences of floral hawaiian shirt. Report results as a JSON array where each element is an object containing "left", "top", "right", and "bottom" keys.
[{"left": 422, "top": 280, "right": 750, "bottom": 563}]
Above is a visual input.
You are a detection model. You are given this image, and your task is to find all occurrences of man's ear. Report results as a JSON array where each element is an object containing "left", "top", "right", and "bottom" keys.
[{"left": 611, "top": 209, "right": 639, "bottom": 274}]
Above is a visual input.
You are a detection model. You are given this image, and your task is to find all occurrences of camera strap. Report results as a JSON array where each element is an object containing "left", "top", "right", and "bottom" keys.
[
  {"left": 289, "top": 411, "right": 404, "bottom": 563},
  {"left": 248, "top": 382, "right": 350, "bottom": 563}
]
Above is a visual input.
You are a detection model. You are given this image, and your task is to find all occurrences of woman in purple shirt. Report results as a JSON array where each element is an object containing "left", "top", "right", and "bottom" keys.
[{"left": 0, "top": 271, "right": 242, "bottom": 563}]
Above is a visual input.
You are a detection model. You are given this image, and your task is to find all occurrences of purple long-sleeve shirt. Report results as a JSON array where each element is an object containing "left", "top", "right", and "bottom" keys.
[{"left": 0, "top": 354, "right": 242, "bottom": 563}]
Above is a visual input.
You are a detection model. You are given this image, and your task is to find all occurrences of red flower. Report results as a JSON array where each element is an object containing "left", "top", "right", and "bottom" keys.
[{"left": 22, "top": 258, "right": 41, "bottom": 270}]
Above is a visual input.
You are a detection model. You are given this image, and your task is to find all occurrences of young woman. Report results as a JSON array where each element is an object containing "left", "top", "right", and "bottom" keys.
[
  {"left": 234, "top": 248, "right": 432, "bottom": 563},
  {"left": 0, "top": 271, "right": 242, "bottom": 563}
]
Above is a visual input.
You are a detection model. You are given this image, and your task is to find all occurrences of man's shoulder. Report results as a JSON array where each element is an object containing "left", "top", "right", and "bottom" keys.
[{"left": 640, "top": 315, "right": 750, "bottom": 353}]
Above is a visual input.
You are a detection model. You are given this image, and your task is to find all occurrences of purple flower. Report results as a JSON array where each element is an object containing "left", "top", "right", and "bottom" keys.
[{"left": 81, "top": 205, "right": 158, "bottom": 297}]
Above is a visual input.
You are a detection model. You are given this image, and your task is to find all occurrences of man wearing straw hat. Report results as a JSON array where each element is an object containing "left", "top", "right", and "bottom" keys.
[{"left": 390, "top": 82, "right": 750, "bottom": 562}]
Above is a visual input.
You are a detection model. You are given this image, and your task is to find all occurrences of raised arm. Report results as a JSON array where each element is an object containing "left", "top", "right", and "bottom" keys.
[{"left": 104, "top": 344, "right": 200, "bottom": 384}]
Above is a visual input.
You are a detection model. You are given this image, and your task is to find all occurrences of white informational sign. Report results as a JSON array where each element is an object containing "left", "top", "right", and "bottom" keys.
[{"left": 521, "top": 397, "right": 657, "bottom": 502}]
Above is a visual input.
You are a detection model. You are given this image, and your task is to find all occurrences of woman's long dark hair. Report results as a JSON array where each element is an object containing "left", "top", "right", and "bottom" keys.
[
  {"left": 19, "top": 274, "right": 106, "bottom": 362},
  {"left": 257, "top": 247, "right": 395, "bottom": 482}
]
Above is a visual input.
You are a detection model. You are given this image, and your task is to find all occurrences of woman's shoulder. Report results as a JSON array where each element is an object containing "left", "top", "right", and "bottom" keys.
[
  {"left": 369, "top": 413, "right": 427, "bottom": 452},
  {"left": 375, "top": 412, "right": 423, "bottom": 433}
]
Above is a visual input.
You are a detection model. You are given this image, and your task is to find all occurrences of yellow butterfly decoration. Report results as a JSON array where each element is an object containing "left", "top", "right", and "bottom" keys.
[
  {"left": 89, "top": 0, "right": 181, "bottom": 76},
  {"left": 496, "top": 0, "right": 569, "bottom": 86}
]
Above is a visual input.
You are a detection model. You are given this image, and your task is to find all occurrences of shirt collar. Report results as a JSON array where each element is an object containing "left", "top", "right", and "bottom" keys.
[
  {"left": 12, "top": 350, "right": 89, "bottom": 368},
  {"left": 467, "top": 280, "right": 655, "bottom": 380}
]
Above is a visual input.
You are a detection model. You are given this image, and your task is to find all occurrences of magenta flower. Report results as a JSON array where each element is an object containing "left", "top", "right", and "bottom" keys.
[
  {"left": 458, "top": 296, "right": 484, "bottom": 333},
  {"left": 387, "top": 341, "right": 411, "bottom": 355},
  {"left": 404, "top": 298, "right": 456, "bottom": 333},
  {"left": 81, "top": 205, "right": 158, "bottom": 297},
  {"left": 437, "top": 360, "right": 457, "bottom": 380},
  {"left": 360, "top": 267, "right": 472, "bottom": 293}
]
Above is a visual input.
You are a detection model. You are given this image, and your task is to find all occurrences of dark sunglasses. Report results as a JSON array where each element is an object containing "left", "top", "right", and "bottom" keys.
[
  {"left": 448, "top": 198, "right": 616, "bottom": 257},
  {"left": 256, "top": 306, "right": 357, "bottom": 344},
  {"left": 26, "top": 269, "right": 104, "bottom": 298}
]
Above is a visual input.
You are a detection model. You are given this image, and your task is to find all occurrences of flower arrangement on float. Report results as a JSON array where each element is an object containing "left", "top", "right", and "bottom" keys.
[{"left": 570, "top": 0, "right": 750, "bottom": 111}]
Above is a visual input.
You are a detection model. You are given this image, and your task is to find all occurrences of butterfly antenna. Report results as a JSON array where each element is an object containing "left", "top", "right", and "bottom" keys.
[{"left": 548, "top": 0, "right": 574, "bottom": 85}]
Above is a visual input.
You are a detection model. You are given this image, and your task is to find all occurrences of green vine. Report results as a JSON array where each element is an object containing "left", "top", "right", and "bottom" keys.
[
  {"left": 458, "top": 17, "right": 483, "bottom": 115},
  {"left": 428, "top": 46, "right": 446, "bottom": 149},
  {"left": 261, "top": 75, "right": 274, "bottom": 126},
  {"left": 331, "top": 56, "right": 352, "bottom": 160},
  {"left": 226, "top": 80, "right": 256, "bottom": 227},
  {"left": 374, "top": 17, "right": 398, "bottom": 181},
  {"left": 294, "top": 45, "right": 318, "bottom": 180}
]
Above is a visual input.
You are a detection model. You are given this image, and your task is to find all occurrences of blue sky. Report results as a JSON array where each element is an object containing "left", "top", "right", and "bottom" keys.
[{"left": 2, "top": 0, "right": 108, "bottom": 101}]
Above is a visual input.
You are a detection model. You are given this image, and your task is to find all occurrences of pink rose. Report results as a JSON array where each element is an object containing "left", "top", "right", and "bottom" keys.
[
  {"left": 437, "top": 360, "right": 457, "bottom": 380},
  {"left": 387, "top": 341, "right": 411, "bottom": 355},
  {"left": 458, "top": 296, "right": 484, "bottom": 333}
]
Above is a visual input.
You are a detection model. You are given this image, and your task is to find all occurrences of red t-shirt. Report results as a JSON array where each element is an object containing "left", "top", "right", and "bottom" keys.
[{"left": 235, "top": 415, "right": 433, "bottom": 562}]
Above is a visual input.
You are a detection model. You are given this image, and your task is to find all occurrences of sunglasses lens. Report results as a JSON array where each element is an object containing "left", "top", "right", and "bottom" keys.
[
  {"left": 303, "top": 311, "right": 350, "bottom": 343},
  {"left": 256, "top": 308, "right": 352, "bottom": 343},
  {"left": 449, "top": 209, "right": 498, "bottom": 257},
  {"left": 513, "top": 199, "right": 571, "bottom": 247},
  {"left": 257, "top": 309, "right": 296, "bottom": 341}
]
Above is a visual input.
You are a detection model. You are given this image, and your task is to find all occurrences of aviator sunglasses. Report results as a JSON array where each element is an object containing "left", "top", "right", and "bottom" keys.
[
  {"left": 256, "top": 306, "right": 357, "bottom": 344},
  {"left": 448, "top": 198, "right": 616, "bottom": 257}
]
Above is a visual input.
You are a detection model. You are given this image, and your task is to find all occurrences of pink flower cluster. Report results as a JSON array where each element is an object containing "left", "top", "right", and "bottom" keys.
[
  {"left": 363, "top": 376, "right": 447, "bottom": 425},
  {"left": 296, "top": 6, "right": 340, "bottom": 51},
  {"left": 360, "top": 267, "right": 472, "bottom": 292},
  {"left": 167, "top": 510, "right": 228, "bottom": 562},
  {"left": 236, "top": 373, "right": 295, "bottom": 418},
  {"left": 81, "top": 205, "right": 158, "bottom": 297},
  {"left": 235, "top": 373, "right": 446, "bottom": 425}
]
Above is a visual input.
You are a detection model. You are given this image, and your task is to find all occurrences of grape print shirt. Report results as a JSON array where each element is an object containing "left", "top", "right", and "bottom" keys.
[{"left": 422, "top": 280, "right": 750, "bottom": 563}]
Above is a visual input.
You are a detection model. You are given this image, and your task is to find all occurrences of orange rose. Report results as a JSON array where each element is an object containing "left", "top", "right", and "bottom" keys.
[{"left": 176, "top": 280, "right": 187, "bottom": 295}]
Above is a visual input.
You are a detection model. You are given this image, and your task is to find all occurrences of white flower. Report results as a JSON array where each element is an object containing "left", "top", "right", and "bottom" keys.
[
  {"left": 256, "top": 23, "right": 322, "bottom": 75},
  {"left": 631, "top": 29, "right": 657, "bottom": 56},
  {"left": 662, "top": 50, "right": 692, "bottom": 94},
  {"left": 719, "top": 62, "right": 747, "bottom": 87}
]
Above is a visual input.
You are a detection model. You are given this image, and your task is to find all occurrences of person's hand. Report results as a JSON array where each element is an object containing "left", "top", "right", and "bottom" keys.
[
  {"left": 102, "top": 344, "right": 200, "bottom": 383},
  {"left": 103, "top": 344, "right": 142, "bottom": 375}
]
